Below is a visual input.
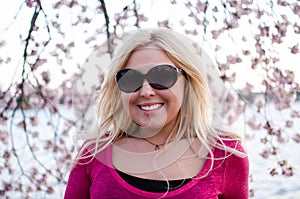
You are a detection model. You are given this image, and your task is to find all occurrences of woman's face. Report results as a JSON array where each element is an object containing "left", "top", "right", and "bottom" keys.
[{"left": 119, "top": 48, "right": 185, "bottom": 134}]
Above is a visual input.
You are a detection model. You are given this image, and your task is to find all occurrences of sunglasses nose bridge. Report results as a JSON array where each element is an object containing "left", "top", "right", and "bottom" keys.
[
  {"left": 141, "top": 79, "right": 152, "bottom": 89},
  {"left": 140, "top": 73, "right": 152, "bottom": 88},
  {"left": 139, "top": 79, "right": 155, "bottom": 97}
]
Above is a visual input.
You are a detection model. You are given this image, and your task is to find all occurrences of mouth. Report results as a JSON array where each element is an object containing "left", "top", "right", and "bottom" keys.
[{"left": 138, "top": 103, "right": 164, "bottom": 111}]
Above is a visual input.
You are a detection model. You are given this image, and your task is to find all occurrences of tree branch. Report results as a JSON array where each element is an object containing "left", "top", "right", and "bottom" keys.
[
  {"left": 99, "top": 0, "right": 112, "bottom": 56},
  {"left": 133, "top": 0, "right": 140, "bottom": 28}
]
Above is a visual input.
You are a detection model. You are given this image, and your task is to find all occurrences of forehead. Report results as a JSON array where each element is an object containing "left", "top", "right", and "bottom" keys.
[{"left": 125, "top": 48, "right": 175, "bottom": 70}]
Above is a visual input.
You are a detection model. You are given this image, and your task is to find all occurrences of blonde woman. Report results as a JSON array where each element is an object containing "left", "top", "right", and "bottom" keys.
[{"left": 65, "top": 28, "right": 249, "bottom": 199}]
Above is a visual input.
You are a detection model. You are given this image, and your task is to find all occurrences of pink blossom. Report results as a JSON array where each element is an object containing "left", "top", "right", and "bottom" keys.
[
  {"left": 279, "top": 160, "right": 294, "bottom": 176},
  {"left": 290, "top": 43, "right": 299, "bottom": 54},
  {"left": 270, "top": 168, "right": 278, "bottom": 176},
  {"left": 212, "top": 6, "right": 218, "bottom": 12},
  {"left": 185, "top": 29, "right": 198, "bottom": 35},
  {"left": 241, "top": 0, "right": 253, "bottom": 5},
  {"left": 285, "top": 120, "right": 293, "bottom": 128},
  {"left": 273, "top": 91, "right": 296, "bottom": 110},
  {"left": 247, "top": 115, "right": 262, "bottom": 130},
  {"left": 197, "top": 1, "right": 207, "bottom": 12},
  {"left": 219, "top": 63, "right": 230, "bottom": 71},
  {"left": 241, "top": 8, "right": 252, "bottom": 15},
  {"left": 30, "top": 116, "right": 38, "bottom": 126},
  {"left": 52, "top": 1, "right": 62, "bottom": 9},
  {"left": 33, "top": 59, "right": 47, "bottom": 69},
  {"left": 292, "top": 134, "right": 300, "bottom": 143},
  {"left": 291, "top": 110, "right": 300, "bottom": 118},
  {"left": 28, "top": 94, "right": 41, "bottom": 108},
  {"left": 255, "top": 41, "right": 264, "bottom": 54},
  {"left": 41, "top": 71, "right": 51, "bottom": 84},
  {"left": 259, "top": 26, "right": 269, "bottom": 37},
  {"left": 293, "top": 5, "right": 300, "bottom": 16},
  {"left": 276, "top": 23, "right": 287, "bottom": 37},
  {"left": 44, "top": 140, "right": 53, "bottom": 150},
  {"left": 5, "top": 57, "right": 11, "bottom": 64},
  {"left": 32, "top": 131, "right": 39, "bottom": 138},
  {"left": 211, "top": 30, "right": 221, "bottom": 39},
  {"left": 284, "top": 70, "right": 294, "bottom": 84},
  {"left": 51, "top": 21, "right": 60, "bottom": 29},
  {"left": 0, "top": 131, "right": 9, "bottom": 144},
  {"left": 243, "top": 83, "right": 254, "bottom": 93},
  {"left": 0, "top": 40, "right": 5, "bottom": 48},
  {"left": 25, "top": 0, "right": 38, "bottom": 8},
  {"left": 17, "top": 121, "right": 26, "bottom": 129},
  {"left": 272, "top": 34, "right": 282, "bottom": 43},
  {"left": 243, "top": 50, "right": 251, "bottom": 55},
  {"left": 157, "top": 20, "right": 170, "bottom": 28},
  {"left": 260, "top": 150, "right": 270, "bottom": 159}
]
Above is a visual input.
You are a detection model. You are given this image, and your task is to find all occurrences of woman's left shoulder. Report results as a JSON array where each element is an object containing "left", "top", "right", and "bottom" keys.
[
  {"left": 213, "top": 136, "right": 248, "bottom": 159},
  {"left": 222, "top": 137, "right": 246, "bottom": 151}
]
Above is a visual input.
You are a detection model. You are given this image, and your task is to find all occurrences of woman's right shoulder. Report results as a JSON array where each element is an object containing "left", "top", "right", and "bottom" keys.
[{"left": 74, "top": 141, "right": 112, "bottom": 166}]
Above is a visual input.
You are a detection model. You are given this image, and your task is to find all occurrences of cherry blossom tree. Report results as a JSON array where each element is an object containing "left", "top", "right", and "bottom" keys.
[{"left": 0, "top": 0, "right": 299, "bottom": 197}]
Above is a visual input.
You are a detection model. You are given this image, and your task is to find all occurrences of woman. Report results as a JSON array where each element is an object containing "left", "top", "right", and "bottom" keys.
[{"left": 65, "top": 28, "right": 249, "bottom": 199}]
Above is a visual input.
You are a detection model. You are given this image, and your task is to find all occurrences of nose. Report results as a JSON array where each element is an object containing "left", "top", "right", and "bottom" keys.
[{"left": 139, "top": 80, "right": 155, "bottom": 98}]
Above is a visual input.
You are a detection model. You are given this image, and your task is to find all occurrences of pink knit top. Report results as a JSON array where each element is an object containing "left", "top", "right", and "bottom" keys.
[{"left": 64, "top": 140, "right": 249, "bottom": 199}]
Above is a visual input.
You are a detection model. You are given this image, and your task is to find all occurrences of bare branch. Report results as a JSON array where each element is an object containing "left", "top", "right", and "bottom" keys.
[
  {"left": 99, "top": 0, "right": 112, "bottom": 56},
  {"left": 133, "top": 0, "right": 140, "bottom": 28}
]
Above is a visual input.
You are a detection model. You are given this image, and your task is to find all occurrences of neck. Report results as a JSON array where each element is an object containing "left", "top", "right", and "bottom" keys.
[
  {"left": 142, "top": 137, "right": 166, "bottom": 150},
  {"left": 137, "top": 125, "right": 177, "bottom": 150},
  {"left": 132, "top": 116, "right": 180, "bottom": 150}
]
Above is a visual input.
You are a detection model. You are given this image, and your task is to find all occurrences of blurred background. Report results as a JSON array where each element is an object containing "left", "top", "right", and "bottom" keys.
[{"left": 0, "top": 0, "right": 299, "bottom": 198}]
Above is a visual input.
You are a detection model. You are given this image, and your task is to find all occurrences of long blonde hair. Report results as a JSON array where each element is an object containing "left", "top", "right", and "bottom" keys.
[{"left": 75, "top": 28, "right": 246, "bottom": 163}]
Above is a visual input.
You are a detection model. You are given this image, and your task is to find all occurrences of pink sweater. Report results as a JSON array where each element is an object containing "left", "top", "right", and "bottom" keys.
[{"left": 64, "top": 140, "right": 249, "bottom": 199}]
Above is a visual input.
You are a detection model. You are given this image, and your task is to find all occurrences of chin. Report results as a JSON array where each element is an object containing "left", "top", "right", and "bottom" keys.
[{"left": 135, "top": 120, "right": 166, "bottom": 135}]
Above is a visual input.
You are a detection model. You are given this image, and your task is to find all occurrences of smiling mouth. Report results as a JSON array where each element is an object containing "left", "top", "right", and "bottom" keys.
[{"left": 138, "top": 103, "right": 163, "bottom": 111}]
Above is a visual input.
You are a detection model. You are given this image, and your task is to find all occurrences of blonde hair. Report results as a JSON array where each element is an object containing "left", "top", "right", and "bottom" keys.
[{"left": 75, "top": 28, "right": 246, "bottom": 164}]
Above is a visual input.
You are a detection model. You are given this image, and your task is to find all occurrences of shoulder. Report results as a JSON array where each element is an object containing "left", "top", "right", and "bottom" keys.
[
  {"left": 73, "top": 142, "right": 112, "bottom": 168},
  {"left": 222, "top": 137, "right": 246, "bottom": 153},
  {"left": 212, "top": 136, "right": 248, "bottom": 159},
  {"left": 211, "top": 137, "right": 249, "bottom": 177},
  {"left": 216, "top": 137, "right": 249, "bottom": 171},
  {"left": 219, "top": 138, "right": 249, "bottom": 198}
]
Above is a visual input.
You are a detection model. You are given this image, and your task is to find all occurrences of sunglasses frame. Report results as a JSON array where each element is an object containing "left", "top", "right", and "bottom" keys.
[{"left": 115, "top": 64, "right": 183, "bottom": 93}]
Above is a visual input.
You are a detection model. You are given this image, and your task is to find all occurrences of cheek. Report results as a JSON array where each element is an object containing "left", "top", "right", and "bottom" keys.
[
  {"left": 121, "top": 93, "right": 130, "bottom": 114},
  {"left": 121, "top": 93, "right": 137, "bottom": 114},
  {"left": 170, "top": 78, "right": 185, "bottom": 106}
]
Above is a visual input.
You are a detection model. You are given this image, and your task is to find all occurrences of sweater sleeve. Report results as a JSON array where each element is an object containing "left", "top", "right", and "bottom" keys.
[
  {"left": 64, "top": 161, "right": 91, "bottom": 199},
  {"left": 223, "top": 142, "right": 249, "bottom": 199}
]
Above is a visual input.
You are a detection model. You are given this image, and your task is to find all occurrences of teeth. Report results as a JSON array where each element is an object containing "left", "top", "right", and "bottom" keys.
[{"left": 140, "top": 104, "right": 162, "bottom": 111}]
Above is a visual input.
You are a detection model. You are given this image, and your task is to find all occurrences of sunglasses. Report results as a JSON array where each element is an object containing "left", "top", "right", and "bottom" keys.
[{"left": 115, "top": 64, "right": 183, "bottom": 93}]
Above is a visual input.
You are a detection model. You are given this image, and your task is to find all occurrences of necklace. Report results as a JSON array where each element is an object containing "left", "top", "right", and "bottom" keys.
[{"left": 142, "top": 138, "right": 166, "bottom": 150}]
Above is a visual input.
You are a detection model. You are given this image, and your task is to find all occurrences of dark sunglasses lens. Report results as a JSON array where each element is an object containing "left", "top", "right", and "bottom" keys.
[
  {"left": 148, "top": 65, "right": 178, "bottom": 89},
  {"left": 116, "top": 65, "right": 179, "bottom": 93},
  {"left": 116, "top": 69, "right": 143, "bottom": 92}
]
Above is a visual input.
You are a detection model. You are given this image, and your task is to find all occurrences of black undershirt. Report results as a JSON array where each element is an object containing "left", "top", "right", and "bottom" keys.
[{"left": 116, "top": 169, "right": 192, "bottom": 193}]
